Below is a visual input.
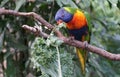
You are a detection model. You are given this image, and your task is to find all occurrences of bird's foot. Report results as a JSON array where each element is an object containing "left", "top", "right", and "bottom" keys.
[
  {"left": 83, "top": 41, "right": 88, "bottom": 49},
  {"left": 68, "top": 36, "right": 75, "bottom": 40}
]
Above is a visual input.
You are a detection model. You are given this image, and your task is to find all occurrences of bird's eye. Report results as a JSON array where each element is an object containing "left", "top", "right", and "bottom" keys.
[{"left": 61, "top": 14, "right": 64, "bottom": 17}]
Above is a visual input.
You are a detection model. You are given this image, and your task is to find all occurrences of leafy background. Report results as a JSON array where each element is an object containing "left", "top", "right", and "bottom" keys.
[{"left": 0, "top": 0, "right": 120, "bottom": 77}]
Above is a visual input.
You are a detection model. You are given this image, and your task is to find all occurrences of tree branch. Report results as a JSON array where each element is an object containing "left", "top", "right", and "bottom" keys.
[{"left": 1, "top": 8, "right": 120, "bottom": 60}]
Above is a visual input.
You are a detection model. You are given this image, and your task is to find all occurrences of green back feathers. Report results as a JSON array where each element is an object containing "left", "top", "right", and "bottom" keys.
[
  {"left": 64, "top": 7, "right": 84, "bottom": 15},
  {"left": 64, "top": 7, "right": 77, "bottom": 14}
]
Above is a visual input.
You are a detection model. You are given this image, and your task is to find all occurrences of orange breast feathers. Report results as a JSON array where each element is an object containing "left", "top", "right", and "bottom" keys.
[{"left": 66, "top": 10, "right": 87, "bottom": 30}]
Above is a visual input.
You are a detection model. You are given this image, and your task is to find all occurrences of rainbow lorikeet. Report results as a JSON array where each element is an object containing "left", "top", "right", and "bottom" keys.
[{"left": 55, "top": 7, "right": 91, "bottom": 74}]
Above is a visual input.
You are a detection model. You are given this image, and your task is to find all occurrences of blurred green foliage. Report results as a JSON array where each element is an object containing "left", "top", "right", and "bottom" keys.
[{"left": 0, "top": 0, "right": 120, "bottom": 77}]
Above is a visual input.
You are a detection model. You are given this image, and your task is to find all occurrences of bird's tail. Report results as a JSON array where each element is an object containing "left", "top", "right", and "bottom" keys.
[{"left": 76, "top": 48, "right": 87, "bottom": 74}]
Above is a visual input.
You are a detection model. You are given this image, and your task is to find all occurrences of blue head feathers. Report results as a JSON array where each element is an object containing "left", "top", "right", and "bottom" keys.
[{"left": 55, "top": 8, "right": 73, "bottom": 23}]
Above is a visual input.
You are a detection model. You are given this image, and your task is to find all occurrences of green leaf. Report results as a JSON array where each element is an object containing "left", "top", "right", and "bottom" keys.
[
  {"left": 15, "top": 0, "right": 26, "bottom": 11},
  {"left": 56, "top": 0, "right": 78, "bottom": 8},
  {"left": 46, "top": 35, "right": 63, "bottom": 46},
  {"left": 0, "top": 0, "right": 9, "bottom": 7},
  {"left": 0, "top": 28, "right": 5, "bottom": 52},
  {"left": 108, "top": 0, "right": 118, "bottom": 5},
  {"left": 30, "top": 37, "right": 74, "bottom": 77},
  {"left": 117, "top": 0, "right": 120, "bottom": 9}
]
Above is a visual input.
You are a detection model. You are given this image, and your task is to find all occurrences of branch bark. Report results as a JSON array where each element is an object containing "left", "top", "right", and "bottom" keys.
[{"left": 1, "top": 8, "right": 120, "bottom": 60}]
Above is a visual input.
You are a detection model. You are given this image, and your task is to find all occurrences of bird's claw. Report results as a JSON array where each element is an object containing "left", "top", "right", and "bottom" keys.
[{"left": 83, "top": 41, "right": 88, "bottom": 49}]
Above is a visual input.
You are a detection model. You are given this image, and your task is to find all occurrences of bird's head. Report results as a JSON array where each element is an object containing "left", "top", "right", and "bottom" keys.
[{"left": 55, "top": 7, "right": 73, "bottom": 25}]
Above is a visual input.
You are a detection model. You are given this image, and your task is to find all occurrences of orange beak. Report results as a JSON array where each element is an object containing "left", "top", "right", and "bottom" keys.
[{"left": 57, "top": 20, "right": 63, "bottom": 25}]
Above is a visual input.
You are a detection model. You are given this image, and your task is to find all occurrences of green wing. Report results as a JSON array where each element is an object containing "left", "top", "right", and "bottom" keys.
[{"left": 84, "top": 11, "right": 92, "bottom": 36}]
